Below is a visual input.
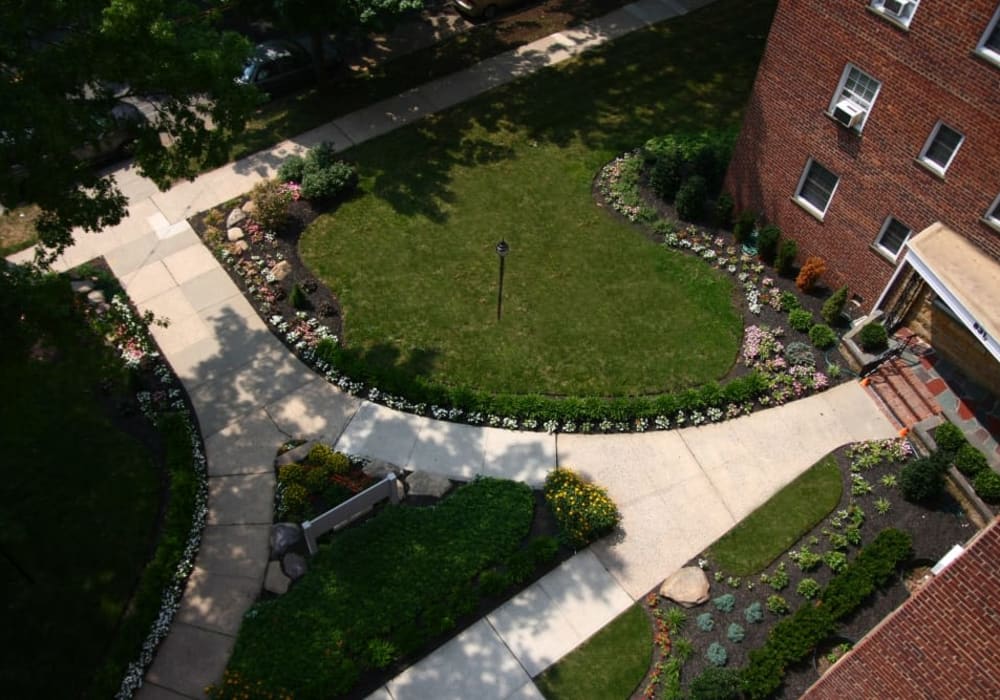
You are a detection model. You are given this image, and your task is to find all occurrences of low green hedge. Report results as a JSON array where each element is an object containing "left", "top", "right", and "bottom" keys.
[
  {"left": 213, "top": 477, "right": 535, "bottom": 699},
  {"left": 738, "top": 528, "right": 912, "bottom": 699}
]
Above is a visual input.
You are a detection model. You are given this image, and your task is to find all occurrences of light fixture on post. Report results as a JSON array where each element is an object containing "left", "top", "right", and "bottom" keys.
[{"left": 495, "top": 239, "right": 509, "bottom": 321}]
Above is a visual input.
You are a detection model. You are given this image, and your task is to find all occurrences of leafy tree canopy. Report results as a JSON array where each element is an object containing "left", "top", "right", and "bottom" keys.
[{"left": 0, "top": 0, "right": 258, "bottom": 263}]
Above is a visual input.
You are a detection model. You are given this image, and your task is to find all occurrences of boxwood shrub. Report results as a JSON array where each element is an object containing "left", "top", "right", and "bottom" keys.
[
  {"left": 955, "top": 444, "right": 988, "bottom": 477},
  {"left": 974, "top": 469, "right": 1000, "bottom": 503},
  {"left": 933, "top": 422, "right": 967, "bottom": 456}
]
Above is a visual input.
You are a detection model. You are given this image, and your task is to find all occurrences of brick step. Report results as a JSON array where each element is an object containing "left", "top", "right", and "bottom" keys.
[{"left": 865, "top": 360, "right": 941, "bottom": 429}]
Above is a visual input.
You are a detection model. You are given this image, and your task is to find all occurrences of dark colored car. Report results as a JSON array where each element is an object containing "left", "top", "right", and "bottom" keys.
[
  {"left": 237, "top": 39, "right": 340, "bottom": 98},
  {"left": 71, "top": 101, "right": 145, "bottom": 166}
]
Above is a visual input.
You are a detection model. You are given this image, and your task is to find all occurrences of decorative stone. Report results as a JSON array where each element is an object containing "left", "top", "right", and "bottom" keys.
[
  {"left": 71, "top": 280, "right": 95, "bottom": 294},
  {"left": 363, "top": 459, "right": 404, "bottom": 480},
  {"left": 226, "top": 207, "right": 246, "bottom": 228},
  {"left": 231, "top": 240, "right": 250, "bottom": 255},
  {"left": 659, "top": 567, "right": 711, "bottom": 608},
  {"left": 270, "top": 260, "right": 292, "bottom": 281},
  {"left": 86, "top": 289, "right": 106, "bottom": 305},
  {"left": 241, "top": 199, "right": 257, "bottom": 215},
  {"left": 227, "top": 226, "right": 244, "bottom": 242},
  {"left": 270, "top": 523, "right": 303, "bottom": 559},
  {"left": 405, "top": 470, "right": 452, "bottom": 498},
  {"left": 264, "top": 560, "right": 291, "bottom": 595},
  {"left": 282, "top": 552, "right": 308, "bottom": 581},
  {"left": 275, "top": 440, "right": 317, "bottom": 467}
]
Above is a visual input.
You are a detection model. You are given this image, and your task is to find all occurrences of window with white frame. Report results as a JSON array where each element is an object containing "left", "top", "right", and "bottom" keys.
[
  {"left": 918, "top": 122, "right": 964, "bottom": 175},
  {"left": 875, "top": 216, "right": 912, "bottom": 257},
  {"left": 795, "top": 159, "right": 840, "bottom": 218},
  {"left": 870, "top": 0, "right": 920, "bottom": 28},
  {"left": 977, "top": 5, "right": 1000, "bottom": 65},
  {"left": 986, "top": 193, "right": 1000, "bottom": 231},
  {"left": 829, "top": 64, "right": 881, "bottom": 131}
]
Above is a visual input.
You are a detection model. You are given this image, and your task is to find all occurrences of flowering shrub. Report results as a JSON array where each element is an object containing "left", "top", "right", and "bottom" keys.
[
  {"left": 596, "top": 150, "right": 655, "bottom": 222},
  {"left": 250, "top": 179, "right": 293, "bottom": 231},
  {"left": 543, "top": 468, "right": 620, "bottom": 549}
]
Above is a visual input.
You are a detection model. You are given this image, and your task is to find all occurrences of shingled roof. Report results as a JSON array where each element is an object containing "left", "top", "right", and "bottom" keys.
[{"left": 804, "top": 517, "right": 1000, "bottom": 700}]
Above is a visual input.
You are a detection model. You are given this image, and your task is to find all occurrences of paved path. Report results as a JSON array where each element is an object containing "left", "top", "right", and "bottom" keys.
[{"left": 8, "top": 0, "right": 898, "bottom": 698}]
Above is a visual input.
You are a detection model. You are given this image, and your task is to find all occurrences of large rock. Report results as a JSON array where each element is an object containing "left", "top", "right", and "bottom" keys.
[
  {"left": 264, "top": 560, "right": 290, "bottom": 595},
  {"left": 71, "top": 280, "right": 95, "bottom": 295},
  {"left": 270, "top": 260, "right": 292, "bottom": 281},
  {"left": 226, "top": 207, "right": 246, "bottom": 228},
  {"left": 282, "top": 552, "right": 308, "bottom": 581},
  {"left": 405, "top": 471, "right": 452, "bottom": 498},
  {"left": 241, "top": 199, "right": 257, "bottom": 215},
  {"left": 231, "top": 240, "right": 250, "bottom": 255},
  {"left": 270, "top": 523, "right": 303, "bottom": 559},
  {"left": 659, "top": 567, "right": 710, "bottom": 608},
  {"left": 227, "top": 226, "right": 244, "bottom": 242},
  {"left": 275, "top": 441, "right": 317, "bottom": 467},
  {"left": 363, "top": 459, "right": 404, "bottom": 480},
  {"left": 86, "top": 289, "right": 106, "bottom": 305}
]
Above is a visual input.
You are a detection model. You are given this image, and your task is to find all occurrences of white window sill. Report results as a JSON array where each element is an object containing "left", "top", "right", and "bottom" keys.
[
  {"left": 866, "top": 6, "right": 912, "bottom": 31},
  {"left": 791, "top": 196, "right": 827, "bottom": 222},
  {"left": 974, "top": 47, "right": 1000, "bottom": 69},
  {"left": 914, "top": 157, "right": 947, "bottom": 180},
  {"left": 869, "top": 242, "right": 902, "bottom": 265}
]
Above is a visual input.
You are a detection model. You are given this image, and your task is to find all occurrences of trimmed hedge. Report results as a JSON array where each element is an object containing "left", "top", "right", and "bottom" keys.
[{"left": 739, "top": 529, "right": 912, "bottom": 699}]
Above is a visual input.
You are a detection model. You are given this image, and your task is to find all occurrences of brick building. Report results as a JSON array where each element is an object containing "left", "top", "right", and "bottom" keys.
[
  {"left": 803, "top": 517, "right": 1000, "bottom": 699},
  {"left": 725, "top": 0, "right": 1000, "bottom": 389}
]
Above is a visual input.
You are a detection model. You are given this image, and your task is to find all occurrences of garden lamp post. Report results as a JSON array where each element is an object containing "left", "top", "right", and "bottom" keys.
[{"left": 495, "top": 239, "right": 509, "bottom": 321}]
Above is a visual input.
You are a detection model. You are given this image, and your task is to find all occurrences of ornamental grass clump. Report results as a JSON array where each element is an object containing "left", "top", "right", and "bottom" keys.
[{"left": 544, "top": 468, "right": 620, "bottom": 549}]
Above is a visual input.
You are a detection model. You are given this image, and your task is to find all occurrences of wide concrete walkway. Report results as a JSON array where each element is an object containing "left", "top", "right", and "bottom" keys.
[{"left": 8, "top": 1, "right": 897, "bottom": 698}]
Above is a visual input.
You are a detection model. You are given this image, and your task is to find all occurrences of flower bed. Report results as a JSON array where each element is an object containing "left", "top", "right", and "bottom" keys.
[{"left": 633, "top": 438, "right": 976, "bottom": 699}]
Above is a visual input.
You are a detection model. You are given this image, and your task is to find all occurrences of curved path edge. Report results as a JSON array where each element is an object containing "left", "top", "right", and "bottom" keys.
[{"left": 7, "top": 1, "right": 898, "bottom": 698}]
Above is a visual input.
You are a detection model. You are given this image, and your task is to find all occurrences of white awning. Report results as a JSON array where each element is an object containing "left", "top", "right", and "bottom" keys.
[{"left": 901, "top": 222, "right": 1000, "bottom": 363}]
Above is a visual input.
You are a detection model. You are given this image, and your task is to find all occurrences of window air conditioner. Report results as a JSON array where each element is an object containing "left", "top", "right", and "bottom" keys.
[
  {"left": 882, "top": 0, "right": 914, "bottom": 18},
  {"left": 832, "top": 100, "right": 866, "bottom": 129}
]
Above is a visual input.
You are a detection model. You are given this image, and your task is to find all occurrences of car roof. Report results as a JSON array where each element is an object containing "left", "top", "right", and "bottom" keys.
[{"left": 249, "top": 40, "right": 305, "bottom": 63}]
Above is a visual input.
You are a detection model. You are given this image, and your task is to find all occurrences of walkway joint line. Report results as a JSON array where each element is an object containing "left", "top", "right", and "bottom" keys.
[{"left": 676, "top": 430, "right": 739, "bottom": 526}]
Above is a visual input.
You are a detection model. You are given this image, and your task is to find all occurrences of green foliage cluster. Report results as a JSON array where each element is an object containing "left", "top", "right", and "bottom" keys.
[
  {"left": 544, "top": 469, "right": 620, "bottom": 548},
  {"left": 974, "top": 470, "right": 1000, "bottom": 503},
  {"left": 784, "top": 341, "right": 815, "bottom": 369},
  {"left": 788, "top": 308, "right": 813, "bottom": 333},
  {"left": 278, "top": 142, "right": 358, "bottom": 200},
  {"left": 697, "top": 612, "right": 715, "bottom": 632},
  {"left": 955, "top": 444, "right": 988, "bottom": 477},
  {"left": 706, "top": 642, "right": 729, "bottom": 667},
  {"left": 744, "top": 602, "right": 764, "bottom": 625},
  {"left": 644, "top": 130, "right": 736, "bottom": 202},
  {"left": 714, "top": 192, "right": 735, "bottom": 229},
  {"left": 250, "top": 180, "right": 292, "bottom": 231},
  {"left": 822, "top": 286, "right": 849, "bottom": 325},
  {"left": 776, "top": 239, "right": 797, "bottom": 277},
  {"left": 216, "top": 478, "right": 534, "bottom": 698},
  {"left": 733, "top": 210, "right": 757, "bottom": 245},
  {"left": 933, "top": 422, "right": 967, "bottom": 456},
  {"left": 727, "top": 623, "right": 746, "bottom": 644},
  {"left": 796, "top": 578, "right": 820, "bottom": 600},
  {"left": 809, "top": 324, "right": 837, "bottom": 349},
  {"left": 690, "top": 667, "right": 742, "bottom": 700},
  {"left": 765, "top": 595, "right": 789, "bottom": 615},
  {"left": 315, "top": 337, "right": 771, "bottom": 430},
  {"left": 675, "top": 175, "right": 708, "bottom": 221},
  {"left": 306, "top": 443, "right": 351, "bottom": 474},
  {"left": 277, "top": 445, "right": 355, "bottom": 521},
  {"left": 900, "top": 455, "right": 946, "bottom": 503},
  {"left": 767, "top": 562, "right": 789, "bottom": 591},
  {"left": 858, "top": 322, "right": 889, "bottom": 353},
  {"left": 713, "top": 593, "right": 736, "bottom": 613},
  {"left": 779, "top": 290, "right": 800, "bottom": 313},
  {"left": 740, "top": 529, "right": 912, "bottom": 699},
  {"left": 756, "top": 225, "right": 781, "bottom": 265}
]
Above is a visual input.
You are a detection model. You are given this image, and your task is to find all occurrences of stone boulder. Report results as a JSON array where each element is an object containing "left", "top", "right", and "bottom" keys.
[
  {"left": 363, "top": 459, "right": 404, "bottom": 480},
  {"left": 227, "top": 226, "right": 244, "bottom": 242},
  {"left": 270, "top": 260, "right": 292, "bottom": 281},
  {"left": 659, "top": 567, "right": 710, "bottom": 608},
  {"left": 86, "top": 290, "right": 106, "bottom": 305},
  {"left": 405, "top": 471, "right": 452, "bottom": 498},
  {"left": 226, "top": 207, "right": 246, "bottom": 228},
  {"left": 231, "top": 240, "right": 250, "bottom": 255},
  {"left": 270, "top": 522, "right": 303, "bottom": 559},
  {"left": 264, "top": 560, "right": 290, "bottom": 595},
  {"left": 282, "top": 552, "right": 308, "bottom": 581},
  {"left": 71, "top": 280, "right": 95, "bottom": 295},
  {"left": 275, "top": 440, "right": 317, "bottom": 467},
  {"left": 241, "top": 199, "right": 257, "bottom": 215}
]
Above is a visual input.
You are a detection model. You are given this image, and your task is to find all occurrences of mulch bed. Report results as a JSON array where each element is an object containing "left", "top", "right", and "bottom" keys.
[{"left": 628, "top": 441, "right": 980, "bottom": 699}]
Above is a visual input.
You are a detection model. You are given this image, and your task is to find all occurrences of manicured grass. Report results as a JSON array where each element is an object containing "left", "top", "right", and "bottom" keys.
[
  {"left": 707, "top": 457, "right": 844, "bottom": 576},
  {"left": 301, "top": 0, "right": 777, "bottom": 396},
  {"left": 535, "top": 604, "right": 652, "bottom": 700},
  {"left": 0, "top": 274, "right": 161, "bottom": 698},
  {"left": 219, "top": 478, "right": 536, "bottom": 698}
]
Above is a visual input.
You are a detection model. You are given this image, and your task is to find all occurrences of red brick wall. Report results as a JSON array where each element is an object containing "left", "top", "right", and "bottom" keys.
[
  {"left": 804, "top": 518, "right": 1000, "bottom": 699},
  {"left": 724, "top": 0, "right": 1000, "bottom": 309}
]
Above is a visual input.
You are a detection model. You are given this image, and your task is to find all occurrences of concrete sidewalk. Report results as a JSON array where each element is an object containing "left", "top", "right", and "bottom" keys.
[{"left": 6, "top": 0, "right": 898, "bottom": 698}]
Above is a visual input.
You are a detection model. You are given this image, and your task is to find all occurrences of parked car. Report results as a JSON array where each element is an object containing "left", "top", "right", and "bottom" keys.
[
  {"left": 71, "top": 101, "right": 145, "bottom": 166},
  {"left": 237, "top": 38, "right": 340, "bottom": 98},
  {"left": 453, "top": 0, "right": 528, "bottom": 20}
]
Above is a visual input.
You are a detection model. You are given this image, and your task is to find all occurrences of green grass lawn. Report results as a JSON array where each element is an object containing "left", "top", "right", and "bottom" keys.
[
  {"left": 707, "top": 456, "right": 844, "bottom": 576},
  {"left": 301, "top": 0, "right": 777, "bottom": 396},
  {"left": 535, "top": 604, "right": 652, "bottom": 700},
  {"left": 0, "top": 275, "right": 161, "bottom": 698}
]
